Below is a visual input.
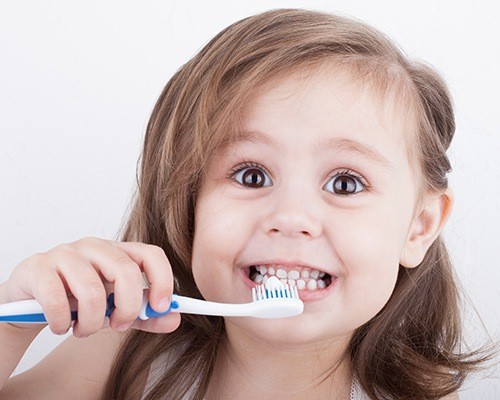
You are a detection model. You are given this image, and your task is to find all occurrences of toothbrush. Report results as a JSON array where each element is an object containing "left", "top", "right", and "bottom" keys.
[{"left": 0, "top": 277, "right": 303, "bottom": 323}]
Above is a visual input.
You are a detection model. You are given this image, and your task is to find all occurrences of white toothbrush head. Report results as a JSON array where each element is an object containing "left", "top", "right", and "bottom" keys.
[{"left": 250, "top": 277, "right": 303, "bottom": 318}]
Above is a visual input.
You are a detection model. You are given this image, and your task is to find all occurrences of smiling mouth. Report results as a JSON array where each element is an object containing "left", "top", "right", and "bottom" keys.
[{"left": 248, "top": 265, "right": 333, "bottom": 291}]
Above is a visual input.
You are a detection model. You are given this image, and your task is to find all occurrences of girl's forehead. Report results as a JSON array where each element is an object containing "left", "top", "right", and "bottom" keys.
[{"left": 236, "top": 63, "right": 418, "bottom": 149}]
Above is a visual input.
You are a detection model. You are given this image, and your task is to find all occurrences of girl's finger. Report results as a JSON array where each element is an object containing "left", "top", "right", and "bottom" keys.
[
  {"left": 112, "top": 241, "right": 174, "bottom": 313},
  {"left": 30, "top": 268, "right": 72, "bottom": 335},
  {"left": 70, "top": 238, "right": 145, "bottom": 330},
  {"left": 106, "top": 259, "right": 144, "bottom": 331},
  {"left": 55, "top": 254, "right": 107, "bottom": 338}
]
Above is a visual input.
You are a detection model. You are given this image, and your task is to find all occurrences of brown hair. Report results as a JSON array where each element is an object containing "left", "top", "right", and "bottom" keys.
[{"left": 104, "top": 9, "right": 491, "bottom": 399}]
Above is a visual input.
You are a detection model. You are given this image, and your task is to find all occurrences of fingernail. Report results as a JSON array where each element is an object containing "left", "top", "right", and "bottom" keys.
[{"left": 157, "top": 297, "right": 170, "bottom": 312}]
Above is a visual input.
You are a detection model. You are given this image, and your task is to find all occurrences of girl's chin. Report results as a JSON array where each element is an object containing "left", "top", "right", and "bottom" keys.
[{"left": 225, "top": 312, "right": 341, "bottom": 347}]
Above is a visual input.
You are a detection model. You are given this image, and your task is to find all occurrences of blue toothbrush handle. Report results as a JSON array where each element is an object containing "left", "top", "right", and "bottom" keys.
[
  {"left": 0, "top": 292, "right": 179, "bottom": 324},
  {"left": 0, "top": 311, "right": 78, "bottom": 323}
]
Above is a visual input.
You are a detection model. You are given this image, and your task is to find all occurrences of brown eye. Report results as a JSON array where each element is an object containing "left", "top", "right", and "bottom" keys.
[
  {"left": 323, "top": 172, "right": 365, "bottom": 195},
  {"left": 233, "top": 165, "right": 272, "bottom": 188}
]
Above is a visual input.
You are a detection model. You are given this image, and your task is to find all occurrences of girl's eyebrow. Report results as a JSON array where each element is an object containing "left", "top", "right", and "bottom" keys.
[
  {"left": 237, "top": 129, "right": 279, "bottom": 147},
  {"left": 321, "top": 137, "right": 394, "bottom": 170},
  {"left": 238, "top": 129, "right": 394, "bottom": 170}
]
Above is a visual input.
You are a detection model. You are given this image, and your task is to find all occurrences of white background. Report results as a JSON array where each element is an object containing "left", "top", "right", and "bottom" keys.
[{"left": 0, "top": 1, "right": 498, "bottom": 398}]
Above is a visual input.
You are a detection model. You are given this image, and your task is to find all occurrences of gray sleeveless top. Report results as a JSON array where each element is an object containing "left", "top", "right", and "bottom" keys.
[
  {"left": 350, "top": 379, "right": 371, "bottom": 400},
  {"left": 142, "top": 354, "right": 371, "bottom": 399}
]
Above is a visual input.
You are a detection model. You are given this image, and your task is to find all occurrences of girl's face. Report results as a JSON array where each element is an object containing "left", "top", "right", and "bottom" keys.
[{"left": 192, "top": 66, "right": 420, "bottom": 345}]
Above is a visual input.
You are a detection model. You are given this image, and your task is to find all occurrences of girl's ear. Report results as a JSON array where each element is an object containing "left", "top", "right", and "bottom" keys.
[{"left": 400, "top": 188, "right": 454, "bottom": 268}]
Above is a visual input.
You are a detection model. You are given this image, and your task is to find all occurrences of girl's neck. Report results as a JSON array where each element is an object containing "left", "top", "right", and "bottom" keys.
[{"left": 206, "top": 325, "right": 353, "bottom": 399}]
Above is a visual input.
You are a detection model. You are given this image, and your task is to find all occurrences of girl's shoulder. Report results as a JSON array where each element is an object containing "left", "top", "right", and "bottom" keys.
[{"left": 1, "top": 329, "right": 126, "bottom": 400}]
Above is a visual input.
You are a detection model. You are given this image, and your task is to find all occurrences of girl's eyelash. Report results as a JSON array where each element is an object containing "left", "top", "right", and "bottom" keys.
[
  {"left": 227, "top": 161, "right": 268, "bottom": 178},
  {"left": 328, "top": 169, "right": 370, "bottom": 189}
]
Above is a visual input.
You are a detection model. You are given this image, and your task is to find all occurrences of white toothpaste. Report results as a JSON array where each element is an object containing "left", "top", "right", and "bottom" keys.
[{"left": 264, "top": 276, "right": 285, "bottom": 291}]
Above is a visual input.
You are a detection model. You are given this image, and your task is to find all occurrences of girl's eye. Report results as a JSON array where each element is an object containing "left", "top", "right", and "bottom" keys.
[
  {"left": 231, "top": 164, "right": 272, "bottom": 188},
  {"left": 323, "top": 170, "right": 367, "bottom": 195}
]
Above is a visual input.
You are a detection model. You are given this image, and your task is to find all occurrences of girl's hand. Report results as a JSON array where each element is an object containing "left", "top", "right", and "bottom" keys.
[{"left": 1, "top": 237, "right": 181, "bottom": 338}]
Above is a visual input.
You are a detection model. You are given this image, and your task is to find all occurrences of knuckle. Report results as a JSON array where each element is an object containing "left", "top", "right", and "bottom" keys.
[
  {"left": 115, "top": 255, "right": 134, "bottom": 269},
  {"left": 80, "top": 280, "right": 105, "bottom": 304},
  {"left": 43, "top": 296, "right": 70, "bottom": 316},
  {"left": 116, "top": 258, "right": 142, "bottom": 280},
  {"left": 23, "top": 252, "right": 48, "bottom": 270},
  {"left": 52, "top": 243, "right": 72, "bottom": 254},
  {"left": 50, "top": 243, "right": 77, "bottom": 260},
  {"left": 128, "top": 240, "right": 145, "bottom": 248},
  {"left": 113, "top": 292, "right": 143, "bottom": 322},
  {"left": 29, "top": 252, "right": 46, "bottom": 263},
  {"left": 149, "top": 245, "right": 167, "bottom": 259},
  {"left": 76, "top": 236, "right": 102, "bottom": 249}
]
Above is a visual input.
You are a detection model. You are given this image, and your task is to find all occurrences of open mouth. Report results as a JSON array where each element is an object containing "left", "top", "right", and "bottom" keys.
[{"left": 247, "top": 264, "right": 333, "bottom": 291}]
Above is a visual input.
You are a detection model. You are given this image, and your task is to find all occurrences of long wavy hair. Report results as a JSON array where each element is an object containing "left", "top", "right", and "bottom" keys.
[{"left": 104, "top": 9, "right": 490, "bottom": 399}]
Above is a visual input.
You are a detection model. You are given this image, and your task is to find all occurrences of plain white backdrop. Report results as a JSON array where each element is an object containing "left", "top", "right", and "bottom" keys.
[{"left": 0, "top": 1, "right": 499, "bottom": 398}]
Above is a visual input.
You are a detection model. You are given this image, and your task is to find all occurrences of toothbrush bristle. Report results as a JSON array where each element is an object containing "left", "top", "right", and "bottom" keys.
[{"left": 251, "top": 283, "right": 299, "bottom": 302}]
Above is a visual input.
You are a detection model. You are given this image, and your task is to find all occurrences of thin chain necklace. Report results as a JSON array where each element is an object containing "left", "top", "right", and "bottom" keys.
[{"left": 204, "top": 379, "right": 357, "bottom": 399}]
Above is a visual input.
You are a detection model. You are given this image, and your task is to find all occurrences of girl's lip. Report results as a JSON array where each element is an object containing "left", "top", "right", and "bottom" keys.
[{"left": 239, "top": 268, "right": 337, "bottom": 303}]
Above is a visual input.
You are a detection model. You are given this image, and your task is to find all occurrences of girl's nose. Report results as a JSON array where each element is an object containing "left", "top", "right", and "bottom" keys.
[{"left": 261, "top": 195, "right": 322, "bottom": 239}]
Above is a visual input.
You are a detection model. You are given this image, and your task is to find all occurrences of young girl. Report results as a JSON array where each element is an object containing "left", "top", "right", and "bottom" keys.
[{"left": 0, "top": 8, "right": 490, "bottom": 400}]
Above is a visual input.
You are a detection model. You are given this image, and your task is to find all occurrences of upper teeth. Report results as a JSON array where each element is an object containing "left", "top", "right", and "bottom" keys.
[{"left": 251, "top": 265, "right": 329, "bottom": 291}]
